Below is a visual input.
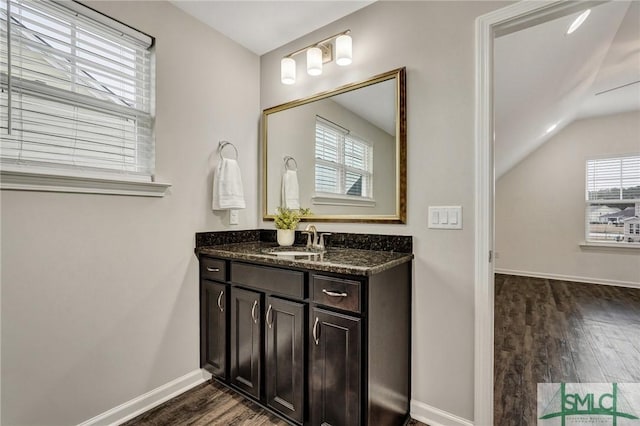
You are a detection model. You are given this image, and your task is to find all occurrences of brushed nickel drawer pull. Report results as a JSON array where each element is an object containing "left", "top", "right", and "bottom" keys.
[
  {"left": 312, "top": 317, "right": 320, "bottom": 345},
  {"left": 266, "top": 304, "right": 273, "bottom": 328},
  {"left": 206, "top": 267, "right": 220, "bottom": 272},
  {"left": 251, "top": 300, "right": 258, "bottom": 324},
  {"left": 217, "top": 290, "right": 224, "bottom": 312},
  {"left": 322, "top": 289, "right": 348, "bottom": 298}
]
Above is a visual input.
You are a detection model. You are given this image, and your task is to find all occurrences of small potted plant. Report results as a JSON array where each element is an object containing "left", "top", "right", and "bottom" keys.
[{"left": 274, "top": 207, "right": 311, "bottom": 246}]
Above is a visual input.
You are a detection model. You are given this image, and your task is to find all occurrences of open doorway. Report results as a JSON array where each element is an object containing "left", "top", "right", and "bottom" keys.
[
  {"left": 492, "top": 1, "right": 640, "bottom": 423},
  {"left": 475, "top": 2, "right": 640, "bottom": 424}
]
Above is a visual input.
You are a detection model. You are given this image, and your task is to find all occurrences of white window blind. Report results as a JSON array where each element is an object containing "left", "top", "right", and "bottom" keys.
[
  {"left": 0, "top": 0, "right": 154, "bottom": 180},
  {"left": 585, "top": 154, "right": 640, "bottom": 244},
  {"left": 315, "top": 116, "right": 372, "bottom": 198}
]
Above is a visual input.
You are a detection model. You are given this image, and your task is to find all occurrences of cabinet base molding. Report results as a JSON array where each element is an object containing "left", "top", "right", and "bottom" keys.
[
  {"left": 410, "top": 399, "right": 473, "bottom": 426},
  {"left": 78, "top": 369, "right": 212, "bottom": 426}
]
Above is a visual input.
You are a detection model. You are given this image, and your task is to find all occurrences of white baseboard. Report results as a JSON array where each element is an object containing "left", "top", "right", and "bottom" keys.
[
  {"left": 494, "top": 268, "right": 640, "bottom": 290},
  {"left": 77, "top": 369, "right": 212, "bottom": 426},
  {"left": 410, "top": 399, "right": 473, "bottom": 426}
]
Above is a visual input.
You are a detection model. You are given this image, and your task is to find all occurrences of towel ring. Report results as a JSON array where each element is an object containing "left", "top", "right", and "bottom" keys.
[
  {"left": 218, "top": 140, "right": 238, "bottom": 160},
  {"left": 284, "top": 156, "right": 298, "bottom": 171}
]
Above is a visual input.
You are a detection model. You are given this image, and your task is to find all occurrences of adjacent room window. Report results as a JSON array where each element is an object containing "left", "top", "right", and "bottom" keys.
[
  {"left": 0, "top": 0, "right": 155, "bottom": 182},
  {"left": 314, "top": 116, "right": 373, "bottom": 201},
  {"left": 586, "top": 154, "right": 640, "bottom": 244}
]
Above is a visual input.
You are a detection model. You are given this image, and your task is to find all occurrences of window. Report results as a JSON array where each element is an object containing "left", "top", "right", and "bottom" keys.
[
  {"left": 0, "top": 0, "right": 164, "bottom": 194},
  {"left": 314, "top": 116, "right": 373, "bottom": 202},
  {"left": 586, "top": 154, "right": 640, "bottom": 244}
]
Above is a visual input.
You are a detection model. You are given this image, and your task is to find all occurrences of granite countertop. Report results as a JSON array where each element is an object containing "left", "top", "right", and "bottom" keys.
[{"left": 196, "top": 241, "right": 413, "bottom": 276}]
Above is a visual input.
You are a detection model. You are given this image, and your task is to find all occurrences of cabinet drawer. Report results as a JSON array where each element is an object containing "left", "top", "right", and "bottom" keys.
[
  {"left": 231, "top": 262, "right": 305, "bottom": 299},
  {"left": 312, "top": 275, "right": 361, "bottom": 313},
  {"left": 201, "top": 257, "right": 226, "bottom": 282}
]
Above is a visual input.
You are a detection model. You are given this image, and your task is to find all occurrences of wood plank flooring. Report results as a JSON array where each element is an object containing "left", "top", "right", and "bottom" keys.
[
  {"left": 124, "top": 379, "right": 425, "bottom": 425},
  {"left": 494, "top": 274, "right": 640, "bottom": 425}
]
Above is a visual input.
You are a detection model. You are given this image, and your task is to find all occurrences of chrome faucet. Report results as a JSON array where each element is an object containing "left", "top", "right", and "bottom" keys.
[{"left": 302, "top": 225, "right": 331, "bottom": 251}]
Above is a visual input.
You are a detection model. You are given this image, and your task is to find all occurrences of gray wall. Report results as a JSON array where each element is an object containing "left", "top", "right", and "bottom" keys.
[
  {"left": 260, "top": 1, "right": 506, "bottom": 420},
  {"left": 0, "top": 2, "right": 260, "bottom": 424},
  {"left": 495, "top": 111, "right": 640, "bottom": 286}
]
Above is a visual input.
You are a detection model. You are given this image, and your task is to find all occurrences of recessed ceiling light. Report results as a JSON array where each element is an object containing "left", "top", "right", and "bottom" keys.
[
  {"left": 567, "top": 9, "right": 591, "bottom": 35},
  {"left": 546, "top": 123, "right": 558, "bottom": 133}
]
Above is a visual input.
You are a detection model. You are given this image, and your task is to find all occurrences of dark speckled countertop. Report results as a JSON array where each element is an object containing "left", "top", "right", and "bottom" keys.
[{"left": 196, "top": 241, "right": 413, "bottom": 276}]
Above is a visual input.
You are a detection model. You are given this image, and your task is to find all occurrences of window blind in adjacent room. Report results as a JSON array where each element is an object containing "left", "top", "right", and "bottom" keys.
[{"left": 0, "top": 0, "right": 155, "bottom": 180}]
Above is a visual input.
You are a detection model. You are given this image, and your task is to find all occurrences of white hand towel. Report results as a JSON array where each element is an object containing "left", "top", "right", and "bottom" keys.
[
  {"left": 281, "top": 169, "right": 300, "bottom": 209},
  {"left": 212, "top": 158, "right": 246, "bottom": 210}
]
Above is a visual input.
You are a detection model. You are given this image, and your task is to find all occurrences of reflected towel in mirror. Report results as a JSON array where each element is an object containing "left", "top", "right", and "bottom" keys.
[
  {"left": 212, "top": 158, "right": 245, "bottom": 210},
  {"left": 281, "top": 169, "right": 300, "bottom": 209}
]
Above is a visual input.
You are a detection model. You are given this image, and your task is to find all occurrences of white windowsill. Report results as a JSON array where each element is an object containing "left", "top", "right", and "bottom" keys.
[
  {"left": 580, "top": 241, "right": 640, "bottom": 250},
  {"left": 311, "top": 194, "right": 376, "bottom": 207},
  {"left": 0, "top": 169, "right": 171, "bottom": 197}
]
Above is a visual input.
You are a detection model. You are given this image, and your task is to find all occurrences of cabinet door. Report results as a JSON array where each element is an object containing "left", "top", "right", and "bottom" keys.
[
  {"left": 201, "top": 280, "right": 227, "bottom": 380},
  {"left": 310, "top": 307, "right": 361, "bottom": 426},
  {"left": 230, "top": 287, "right": 262, "bottom": 399},
  {"left": 265, "top": 296, "right": 305, "bottom": 423}
]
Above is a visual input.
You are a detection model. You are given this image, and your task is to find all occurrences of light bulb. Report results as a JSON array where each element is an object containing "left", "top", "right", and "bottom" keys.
[
  {"left": 307, "top": 47, "right": 322, "bottom": 76},
  {"left": 335, "top": 34, "right": 352, "bottom": 66},
  {"left": 281, "top": 57, "right": 296, "bottom": 85}
]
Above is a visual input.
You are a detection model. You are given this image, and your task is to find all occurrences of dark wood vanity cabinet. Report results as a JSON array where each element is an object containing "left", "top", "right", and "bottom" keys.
[
  {"left": 310, "top": 307, "right": 361, "bottom": 426},
  {"left": 200, "top": 280, "right": 227, "bottom": 379},
  {"left": 265, "top": 296, "right": 305, "bottom": 423},
  {"left": 198, "top": 254, "right": 411, "bottom": 426},
  {"left": 199, "top": 256, "right": 229, "bottom": 380},
  {"left": 230, "top": 286, "right": 262, "bottom": 399}
]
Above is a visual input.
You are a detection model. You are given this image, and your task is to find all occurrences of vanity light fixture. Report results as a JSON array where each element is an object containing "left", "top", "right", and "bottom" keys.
[
  {"left": 280, "top": 30, "right": 352, "bottom": 85},
  {"left": 567, "top": 9, "right": 591, "bottom": 35}
]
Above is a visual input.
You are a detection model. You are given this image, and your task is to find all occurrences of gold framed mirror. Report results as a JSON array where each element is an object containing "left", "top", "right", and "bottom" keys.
[{"left": 262, "top": 67, "right": 406, "bottom": 223}]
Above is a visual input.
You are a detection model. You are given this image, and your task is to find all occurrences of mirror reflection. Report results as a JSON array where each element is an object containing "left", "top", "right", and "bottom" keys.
[{"left": 263, "top": 68, "right": 406, "bottom": 223}]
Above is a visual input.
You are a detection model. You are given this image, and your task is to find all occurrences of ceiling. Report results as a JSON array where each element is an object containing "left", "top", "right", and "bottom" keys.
[
  {"left": 170, "top": 1, "right": 639, "bottom": 178},
  {"left": 494, "top": 1, "right": 640, "bottom": 177},
  {"left": 169, "top": 1, "right": 374, "bottom": 55}
]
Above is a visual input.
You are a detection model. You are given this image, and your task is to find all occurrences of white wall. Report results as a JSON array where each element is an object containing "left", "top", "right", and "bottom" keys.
[
  {"left": 495, "top": 111, "right": 640, "bottom": 286},
  {"left": 266, "top": 98, "right": 395, "bottom": 215},
  {"left": 0, "top": 2, "right": 260, "bottom": 424},
  {"left": 260, "top": 1, "right": 507, "bottom": 420}
]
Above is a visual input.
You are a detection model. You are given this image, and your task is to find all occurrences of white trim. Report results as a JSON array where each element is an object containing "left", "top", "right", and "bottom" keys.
[
  {"left": 1, "top": 170, "right": 171, "bottom": 197},
  {"left": 580, "top": 241, "right": 640, "bottom": 250},
  {"left": 410, "top": 399, "right": 474, "bottom": 426},
  {"left": 311, "top": 194, "right": 376, "bottom": 207},
  {"left": 474, "top": 2, "right": 569, "bottom": 426},
  {"left": 77, "top": 369, "right": 211, "bottom": 426},
  {"left": 495, "top": 269, "right": 640, "bottom": 290}
]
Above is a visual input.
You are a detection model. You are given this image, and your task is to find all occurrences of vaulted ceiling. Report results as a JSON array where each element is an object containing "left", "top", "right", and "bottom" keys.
[{"left": 494, "top": 1, "right": 639, "bottom": 177}]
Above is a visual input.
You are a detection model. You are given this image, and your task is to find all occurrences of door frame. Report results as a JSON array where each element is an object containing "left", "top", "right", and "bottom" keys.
[{"left": 474, "top": 1, "right": 594, "bottom": 424}]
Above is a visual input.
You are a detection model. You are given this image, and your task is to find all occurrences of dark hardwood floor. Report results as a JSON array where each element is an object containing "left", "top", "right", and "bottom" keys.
[
  {"left": 124, "top": 379, "right": 425, "bottom": 425},
  {"left": 494, "top": 274, "right": 640, "bottom": 425}
]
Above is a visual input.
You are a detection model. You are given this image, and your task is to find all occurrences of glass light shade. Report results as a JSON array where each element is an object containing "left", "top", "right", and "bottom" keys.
[
  {"left": 335, "top": 34, "right": 352, "bottom": 66},
  {"left": 281, "top": 57, "right": 296, "bottom": 85},
  {"left": 307, "top": 47, "right": 322, "bottom": 76}
]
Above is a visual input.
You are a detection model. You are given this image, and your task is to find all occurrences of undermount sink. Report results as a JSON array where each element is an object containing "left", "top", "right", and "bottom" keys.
[{"left": 262, "top": 246, "right": 324, "bottom": 258}]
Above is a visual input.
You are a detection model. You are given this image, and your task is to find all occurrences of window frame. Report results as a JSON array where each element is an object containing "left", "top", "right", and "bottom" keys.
[
  {"left": 584, "top": 153, "right": 640, "bottom": 248},
  {"left": 0, "top": 0, "right": 169, "bottom": 196},
  {"left": 313, "top": 116, "right": 374, "bottom": 206}
]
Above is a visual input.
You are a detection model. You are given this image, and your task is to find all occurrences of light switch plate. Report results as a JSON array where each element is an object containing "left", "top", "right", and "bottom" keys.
[{"left": 428, "top": 206, "right": 462, "bottom": 229}]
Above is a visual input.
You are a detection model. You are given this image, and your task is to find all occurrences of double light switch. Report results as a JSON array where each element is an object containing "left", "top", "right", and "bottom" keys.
[{"left": 428, "top": 206, "right": 462, "bottom": 229}]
